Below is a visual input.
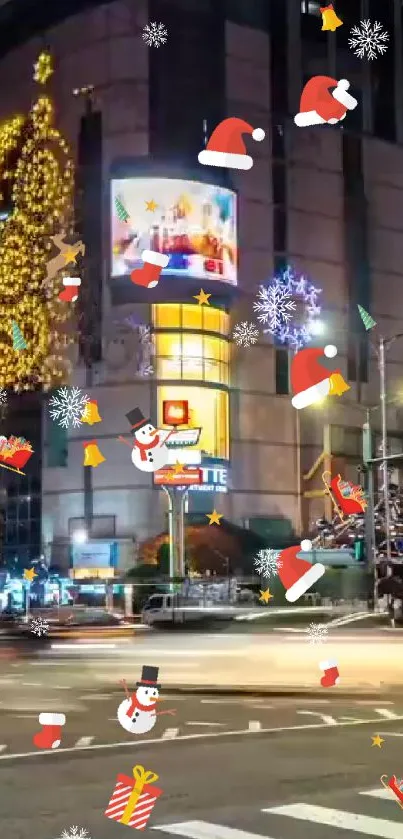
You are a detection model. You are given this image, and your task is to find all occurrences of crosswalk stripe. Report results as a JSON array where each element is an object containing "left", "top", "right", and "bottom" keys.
[
  {"left": 360, "top": 787, "right": 392, "bottom": 800},
  {"left": 262, "top": 803, "right": 402, "bottom": 838},
  {"left": 152, "top": 820, "right": 271, "bottom": 839}
]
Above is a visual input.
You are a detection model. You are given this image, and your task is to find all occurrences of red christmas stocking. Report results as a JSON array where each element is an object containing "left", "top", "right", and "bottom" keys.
[
  {"left": 33, "top": 712, "right": 66, "bottom": 749},
  {"left": 130, "top": 249, "right": 169, "bottom": 288},
  {"left": 59, "top": 278, "right": 81, "bottom": 302}
]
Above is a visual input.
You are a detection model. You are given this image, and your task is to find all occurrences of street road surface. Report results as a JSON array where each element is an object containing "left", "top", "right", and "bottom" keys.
[
  {"left": 1, "top": 698, "right": 403, "bottom": 839},
  {"left": 6, "top": 626, "right": 403, "bottom": 690}
]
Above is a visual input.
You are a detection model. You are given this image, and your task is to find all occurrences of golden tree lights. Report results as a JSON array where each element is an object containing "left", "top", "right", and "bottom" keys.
[{"left": 0, "top": 51, "right": 74, "bottom": 391}]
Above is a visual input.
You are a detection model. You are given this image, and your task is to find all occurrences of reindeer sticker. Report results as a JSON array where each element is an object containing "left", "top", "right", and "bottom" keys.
[{"left": 45, "top": 232, "right": 86, "bottom": 283}]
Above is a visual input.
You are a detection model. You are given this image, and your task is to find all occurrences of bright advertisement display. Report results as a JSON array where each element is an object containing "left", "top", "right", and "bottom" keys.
[{"left": 111, "top": 178, "right": 237, "bottom": 285}]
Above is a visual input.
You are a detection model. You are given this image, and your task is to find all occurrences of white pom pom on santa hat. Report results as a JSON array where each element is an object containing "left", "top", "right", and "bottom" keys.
[
  {"left": 300, "top": 539, "right": 312, "bottom": 552},
  {"left": 324, "top": 344, "right": 337, "bottom": 358},
  {"left": 252, "top": 128, "right": 265, "bottom": 141}
]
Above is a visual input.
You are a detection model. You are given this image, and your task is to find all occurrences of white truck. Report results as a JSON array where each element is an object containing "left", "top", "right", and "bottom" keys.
[{"left": 141, "top": 579, "right": 238, "bottom": 627}]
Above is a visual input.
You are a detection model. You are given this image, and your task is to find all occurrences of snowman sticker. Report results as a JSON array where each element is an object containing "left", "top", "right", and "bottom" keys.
[
  {"left": 117, "top": 666, "right": 176, "bottom": 735},
  {"left": 118, "top": 407, "right": 174, "bottom": 473}
]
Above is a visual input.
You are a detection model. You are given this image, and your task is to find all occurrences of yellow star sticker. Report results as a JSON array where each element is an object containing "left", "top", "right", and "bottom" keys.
[
  {"left": 63, "top": 248, "right": 78, "bottom": 265},
  {"left": 33, "top": 51, "right": 53, "bottom": 85},
  {"left": 259, "top": 588, "right": 274, "bottom": 604},
  {"left": 145, "top": 200, "right": 158, "bottom": 212},
  {"left": 172, "top": 461, "right": 185, "bottom": 475},
  {"left": 193, "top": 289, "right": 211, "bottom": 306},
  {"left": 371, "top": 734, "right": 385, "bottom": 748},
  {"left": 206, "top": 509, "right": 223, "bottom": 526},
  {"left": 23, "top": 567, "right": 37, "bottom": 583}
]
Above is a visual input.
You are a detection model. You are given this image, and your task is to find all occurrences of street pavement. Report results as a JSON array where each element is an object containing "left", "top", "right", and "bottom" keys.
[
  {"left": 1, "top": 695, "right": 403, "bottom": 839},
  {"left": 15, "top": 626, "right": 403, "bottom": 691}
]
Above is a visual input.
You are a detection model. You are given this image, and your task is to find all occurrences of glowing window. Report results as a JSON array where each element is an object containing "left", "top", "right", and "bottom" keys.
[
  {"left": 152, "top": 304, "right": 230, "bottom": 335},
  {"left": 155, "top": 332, "right": 229, "bottom": 384},
  {"left": 158, "top": 385, "right": 229, "bottom": 460},
  {"left": 153, "top": 304, "right": 180, "bottom": 328}
]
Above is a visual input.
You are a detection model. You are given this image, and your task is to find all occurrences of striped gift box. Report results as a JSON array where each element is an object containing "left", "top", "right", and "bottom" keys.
[{"left": 105, "top": 774, "right": 163, "bottom": 830}]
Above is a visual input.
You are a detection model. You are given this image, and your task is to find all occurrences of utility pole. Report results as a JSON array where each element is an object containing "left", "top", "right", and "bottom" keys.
[{"left": 379, "top": 336, "right": 392, "bottom": 567}]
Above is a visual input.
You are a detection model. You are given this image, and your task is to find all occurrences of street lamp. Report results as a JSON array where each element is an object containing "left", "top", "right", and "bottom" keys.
[{"left": 72, "top": 529, "right": 88, "bottom": 545}]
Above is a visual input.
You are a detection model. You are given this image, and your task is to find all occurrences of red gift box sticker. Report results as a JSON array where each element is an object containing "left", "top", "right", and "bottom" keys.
[{"left": 105, "top": 764, "right": 163, "bottom": 830}]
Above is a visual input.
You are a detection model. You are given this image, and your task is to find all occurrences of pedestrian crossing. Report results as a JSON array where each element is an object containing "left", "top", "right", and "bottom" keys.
[{"left": 152, "top": 784, "right": 403, "bottom": 839}]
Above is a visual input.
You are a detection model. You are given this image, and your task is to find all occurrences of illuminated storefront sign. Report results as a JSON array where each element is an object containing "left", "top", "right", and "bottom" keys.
[
  {"left": 165, "top": 428, "right": 201, "bottom": 448},
  {"left": 189, "top": 459, "right": 228, "bottom": 493},
  {"left": 72, "top": 542, "right": 116, "bottom": 569},
  {"left": 154, "top": 467, "right": 202, "bottom": 486},
  {"left": 166, "top": 448, "right": 201, "bottom": 465},
  {"left": 163, "top": 399, "right": 189, "bottom": 426},
  {"left": 111, "top": 178, "right": 237, "bottom": 285}
]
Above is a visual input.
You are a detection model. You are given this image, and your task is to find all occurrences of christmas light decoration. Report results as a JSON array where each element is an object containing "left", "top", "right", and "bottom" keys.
[
  {"left": 253, "top": 266, "right": 323, "bottom": 352},
  {"left": 33, "top": 51, "right": 53, "bottom": 85},
  {"left": 0, "top": 52, "right": 74, "bottom": 390}
]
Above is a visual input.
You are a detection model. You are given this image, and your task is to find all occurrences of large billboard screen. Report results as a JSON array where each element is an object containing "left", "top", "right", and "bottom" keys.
[{"left": 111, "top": 178, "right": 237, "bottom": 286}]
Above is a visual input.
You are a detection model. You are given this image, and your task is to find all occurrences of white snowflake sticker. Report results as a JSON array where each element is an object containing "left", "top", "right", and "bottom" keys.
[
  {"left": 56, "top": 828, "right": 90, "bottom": 839},
  {"left": 253, "top": 282, "right": 296, "bottom": 333},
  {"left": 307, "top": 622, "right": 328, "bottom": 645},
  {"left": 254, "top": 549, "right": 282, "bottom": 578},
  {"left": 349, "top": 20, "right": 389, "bottom": 60},
  {"left": 30, "top": 617, "right": 49, "bottom": 637},
  {"left": 142, "top": 21, "right": 168, "bottom": 48},
  {"left": 232, "top": 321, "right": 259, "bottom": 348},
  {"left": 49, "top": 387, "right": 89, "bottom": 429}
]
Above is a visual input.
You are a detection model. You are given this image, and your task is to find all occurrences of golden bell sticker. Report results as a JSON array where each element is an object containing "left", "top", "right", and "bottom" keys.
[
  {"left": 83, "top": 440, "right": 106, "bottom": 467},
  {"left": 320, "top": 4, "right": 343, "bottom": 31},
  {"left": 81, "top": 399, "right": 102, "bottom": 425}
]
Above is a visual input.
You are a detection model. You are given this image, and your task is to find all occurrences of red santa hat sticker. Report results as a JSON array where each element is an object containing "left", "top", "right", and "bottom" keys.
[
  {"left": 198, "top": 117, "right": 265, "bottom": 170},
  {"left": 277, "top": 540, "right": 326, "bottom": 603},
  {"left": 291, "top": 345, "right": 350, "bottom": 410},
  {"left": 294, "top": 75, "right": 358, "bottom": 127}
]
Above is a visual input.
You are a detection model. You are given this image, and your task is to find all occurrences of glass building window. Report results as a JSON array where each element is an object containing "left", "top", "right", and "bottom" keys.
[
  {"left": 155, "top": 331, "right": 229, "bottom": 385},
  {"left": 158, "top": 385, "right": 229, "bottom": 460},
  {"left": 152, "top": 303, "right": 229, "bottom": 335}
]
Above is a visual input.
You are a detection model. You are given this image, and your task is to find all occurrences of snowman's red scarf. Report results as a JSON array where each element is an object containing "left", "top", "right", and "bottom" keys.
[
  {"left": 126, "top": 694, "right": 157, "bottom": 718},
  {"left": 133, "top": 434, "right": 160, "bottom": 461}
]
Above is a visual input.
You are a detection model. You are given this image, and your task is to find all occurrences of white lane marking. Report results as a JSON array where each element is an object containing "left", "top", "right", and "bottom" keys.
[
  {"left": 0, "top": 746, "right": 6, "bottom": 753},
  {"left": 297, "top": 711, "right": 338, "bottom": 725},
  {"left": 360, "top": 788, "right": 392, "bottom": 800},
  {"left": 13, "top": 714, "right": 38, "bottom": 719},
  {"left": 356, "top": 700, "right": 394, "bottom": 705},
  {"left": 339, "top": 716, "right": 366, "bottom": 722},
  {"left": 376, "top": 732, "right": 403, "bottom": 737},
  {"left": 161, "top": 728, "right": 179, "bottom": 739},
  {"left": 51, "top": 644, "right": 117, "bottom": 650},
  {"left": 1, "top": 715, "right": 403, "bottom": 762},
  {"left": 262, "top": 803, "right": 403, "bottom": 838},
  {"left": 152, "top": 821, "right": 269, "bottom": 839},
  {"left": 248, "top": 721, "right": 261, "bottom": 732},
  {"left": 185, "top": 722, "right": 225, "bottom": 727},
  {"left": 21, "top": 683, "right": 42, "bottom": 687},
  {"left": 375, "top": 708, "right": 400, "bottom": 719},
  {"left": 74, "top": 736, "right": 95, "bottom": 747}
]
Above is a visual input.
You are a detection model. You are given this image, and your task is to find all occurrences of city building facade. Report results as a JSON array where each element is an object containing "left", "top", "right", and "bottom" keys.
[{"left": 0, "top": 0, "right": 402, "bottom": 578}]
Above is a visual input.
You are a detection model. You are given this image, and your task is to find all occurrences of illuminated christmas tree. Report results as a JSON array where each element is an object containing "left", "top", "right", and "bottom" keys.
[{"left": 0, "top": 51, "right": 74, "bottom": 391}]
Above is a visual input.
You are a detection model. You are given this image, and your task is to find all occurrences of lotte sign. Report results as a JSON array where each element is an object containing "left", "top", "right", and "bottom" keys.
[{"left": 154, "top": 467, "right": 202, "bottom": 486}]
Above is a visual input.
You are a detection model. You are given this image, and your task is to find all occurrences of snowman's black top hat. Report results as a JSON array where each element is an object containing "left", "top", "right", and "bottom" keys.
[
  {"left": 126, "top": 408, "right": 150, "bottom": 433},
  {"left": 136, "top": 665, "right": 160, "bottom": 689}
]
